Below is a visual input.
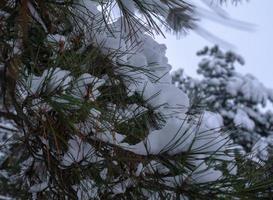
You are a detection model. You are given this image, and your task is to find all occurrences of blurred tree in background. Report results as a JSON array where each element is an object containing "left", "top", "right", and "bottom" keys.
[{"left": 172, "top": 46, "right": 273, "bottom": 160}]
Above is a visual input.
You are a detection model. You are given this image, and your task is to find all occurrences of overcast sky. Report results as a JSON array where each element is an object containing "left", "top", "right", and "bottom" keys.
[{"left": 156, "top": 0, "right": 273, "bottom": 87}]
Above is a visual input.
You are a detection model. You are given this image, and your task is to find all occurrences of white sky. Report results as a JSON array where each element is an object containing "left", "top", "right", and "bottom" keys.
[{"left": 156, "top": 0, "right": 273, "bottom": 87}]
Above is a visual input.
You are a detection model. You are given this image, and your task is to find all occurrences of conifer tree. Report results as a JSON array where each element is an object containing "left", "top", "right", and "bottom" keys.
[
  {"left": 172, "top": 46, "right": 273, "bottom": 160},
  {"left": 0, "top": 1, "right": 272, "bottom": 199}
]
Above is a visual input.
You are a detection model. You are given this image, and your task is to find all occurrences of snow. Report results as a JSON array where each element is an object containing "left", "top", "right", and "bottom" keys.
[
  {"left": 47, "top": 34, "right": 66, "bottom": 43},
  {"left": 226, "top": 74, "right": 269, "bottom": 105},
  {"left": 74, "top": 179, "right": 98, "bottom": 199},
  {"left": 95, "top": 131, "right": 125, "bottom": 145},
  {"left": 144, "top": 160, "right": 171, "bottom": 175},
  {"left": 74, "top": 108, "right": 102, "bottom": 135},
  {"left": 192, "top": 112, "right": 229, "bottom": 154},
  {"left": 251, "top": 136, "right": 273, "bottom": 162},
  {"left": 141, "top": 83, "right": 189, "bottom": 118},
  {"left": 127, "top": 118, "right": 195, "bottom": 155},
  {"left": 62, "top": 136, "right": 101, "bottom": 166},
  {"left": 268, "top": 88, "right": 273, "bottom": 102},
  {"left": 27, "top": 2, "right": 47, "bottom": 32},
  {"left": 29, "top": 182, "right": 48, "bottom": 193},
  {"left": 0, "top": 10, "right": 10, "bottom": 18},
  {"left": 141, "top": 35, "right": 172, "bottom": 84},
  {"left": 28, "top": 68, "right": 72, "bottom": 94},
  {"left": 47, "top": 69, "right": 72, "bottom": 92},
  {"left": 234, "top": 109, "right": 255, "bottom": 131},
  {"left": 119, "top": 0, "right": 136, "bottom": 14},
  {"left": 60, "top": 10, "right": 240, "bottom": 192},
  {"left": 0, "top": 195, "right": 14, "bottom": 200},
  {"left": 191, "top": 156, "right": 223, "bottom": 183},
  {"left": 107, "top": 103, "right": 148, "bottom": 123},
  {"left": 128, "top": 53, "right": 148, "bottom": 68},
  {"left": 201, "top": 111, "right": 223, "bottom": 130},
  {"left": 135, "top": 163, "right": 143, "bottom": 176},
  {"left": 174, "top": 46, "right": 273, "bottom": 163},
  {"left": 71, "top": 73, "right": 105, "bottom": 101},
  {"left": 28, "top": 74, "right": 46, "bottom": 94},
  {"left": 112, "top": 179, "right": 133, "bottom": 195},
  {"left": 1, "top": 3, "right": 249, "bottom": 198}
]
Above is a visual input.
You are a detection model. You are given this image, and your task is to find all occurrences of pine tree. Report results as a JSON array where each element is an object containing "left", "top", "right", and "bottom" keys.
[
  {"left": 0, "top": 1, "right": 272, "bottom": 199},
  {"left": 172, "top": 46, "right": 273, "bottom": 160}
]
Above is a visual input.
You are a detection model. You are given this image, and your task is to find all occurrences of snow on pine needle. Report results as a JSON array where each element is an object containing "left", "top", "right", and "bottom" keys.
[{"left": 0, "top": 1, "right": 272, "bottom": 199}]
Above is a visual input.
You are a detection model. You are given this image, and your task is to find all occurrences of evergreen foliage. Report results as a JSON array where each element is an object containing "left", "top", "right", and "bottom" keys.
[
  {"left": 0, "top": 0, "right": 272, "bottom": 199},
  {"left": 172, "top": 46, "right": 273, "bottom": 160}
]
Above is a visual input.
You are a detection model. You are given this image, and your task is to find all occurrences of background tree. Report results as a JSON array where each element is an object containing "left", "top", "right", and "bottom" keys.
[
  {"left": 0, "top": 0, "right": 272, "bottom": 199},
  {"left": 172, "top": 46, "right": 273, "bottom": 160}
]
